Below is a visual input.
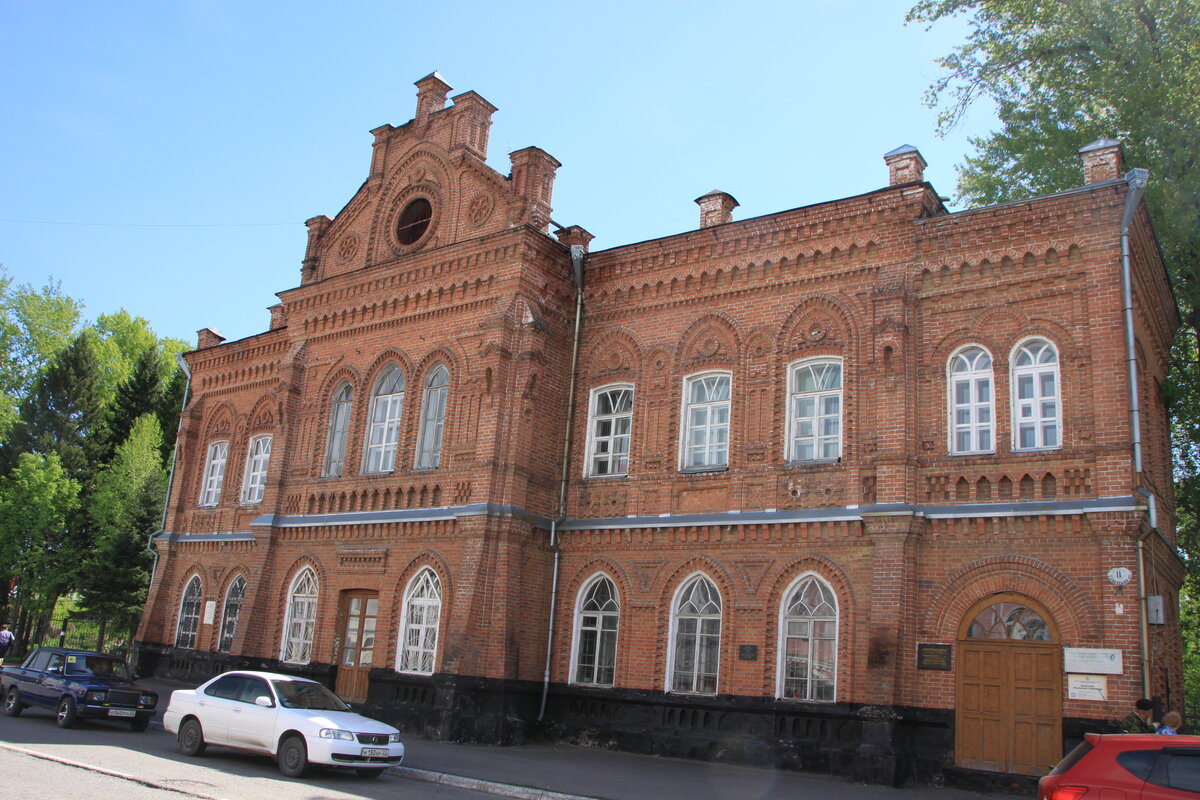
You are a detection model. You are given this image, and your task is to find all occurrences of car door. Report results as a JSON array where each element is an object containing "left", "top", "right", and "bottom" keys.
[
  {"left": 38, "top": 652, "right": 68, "bottom": 706},
  {"left": 225, "top": 676, "right": 276, "bottom": 751},
  {"left": 1142, "top": 748, "right": 1200, "bottom": 799},
  {"left": 196, "top": 675, "right": 245, "bottom": 745},
  {"left": 11, "top": 649, "right": 52, "bottom": 705}
]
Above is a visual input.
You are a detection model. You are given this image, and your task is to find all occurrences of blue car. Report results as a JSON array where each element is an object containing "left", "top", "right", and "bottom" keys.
[{"left": 1, "top": 647, "right": 158, "bottom": 731}]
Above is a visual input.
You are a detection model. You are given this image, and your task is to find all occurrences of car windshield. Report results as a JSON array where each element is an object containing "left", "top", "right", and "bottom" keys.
[
  {"left": 271, "top": 679, "right": 350, "bottom": 711},
  {"left": 64, "top": 655, "right": 130, "bottom": 680}
]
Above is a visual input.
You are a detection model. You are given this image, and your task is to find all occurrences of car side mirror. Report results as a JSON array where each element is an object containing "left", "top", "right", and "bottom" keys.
[{"left": 254, "top": 696, "right": 273, "bottom": 707}]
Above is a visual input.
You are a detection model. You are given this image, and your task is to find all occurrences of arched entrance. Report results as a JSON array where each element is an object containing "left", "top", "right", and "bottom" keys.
[{"left": 955, "top": 594, "right": 1062, "bottom": 775}]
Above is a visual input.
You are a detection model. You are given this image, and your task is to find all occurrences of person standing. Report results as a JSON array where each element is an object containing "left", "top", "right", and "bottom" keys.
[
  {"left": 0, "top": 624, "right": 13, "bottom": 664},
  {"left": 1122, "top": 698, "right": 1156, "bottom": 733}
]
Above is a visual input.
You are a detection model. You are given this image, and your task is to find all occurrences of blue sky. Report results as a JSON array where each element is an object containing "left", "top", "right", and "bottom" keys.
[{"left": 1, "top": 1, "right": 995, "bottom": 347}]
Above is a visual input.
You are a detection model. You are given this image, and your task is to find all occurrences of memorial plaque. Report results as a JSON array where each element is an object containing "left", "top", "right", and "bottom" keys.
[
  {"left": 917, "top": 643, "right": 953, "bottom": 670},
  {"left": 738, "top": 645, "right": 758, "bottom": 661}
]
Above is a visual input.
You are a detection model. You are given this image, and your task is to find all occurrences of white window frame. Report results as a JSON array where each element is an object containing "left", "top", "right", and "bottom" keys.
[
  {"left": 363, "top": 365, "right": 405, "bottom": 474},
  {"left": 776, "top": 572, "right": 838, "bottom": 701},
  {"left": 415, "top": 365, "right": 449, "bottom": 469},
  {"left": 786, "top": 358, "right": 843, "bottom": 462},
  {"left": 665, "top": 573, "right": 722, "bottom": 695},
  {"left": 397, "top": 568, "right": 442, "bottom": 674},
  {"left": 217, "top": 575, "right": 246, "bottom": 653},
  {"left": 584, "top": 385, "right": 634, "bottom": 478},
  {"left": 198, "top": 441, "right": 228, "bottom": 507},
  {"left": 679, "top": 372, "right": 731, "bottom": 471},
  {"left": 322, "top": 382, "right": 353, "bottom": 478},
  {"left": 569, "top": 573, "right": 620, "bottom": 687},
  {"left": 1011, "top": 338, "right": 1061, "bottom": 451},
  {"left": 280, "top": 568, "right": 319, "bottom": 664},
  {"left": 947, "top": 346, "right": 995, "bottom": 455},
  {"left": 240, "top": 434, "right": 272, "bottom": 504},
  {"left": 175, "top": 575, "right": 202, "bottom": 649}
]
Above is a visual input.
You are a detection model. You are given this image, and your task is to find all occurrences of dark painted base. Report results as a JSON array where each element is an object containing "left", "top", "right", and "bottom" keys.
[{"left": 135, "top": 642, "right": 1107, "bottom": 789}]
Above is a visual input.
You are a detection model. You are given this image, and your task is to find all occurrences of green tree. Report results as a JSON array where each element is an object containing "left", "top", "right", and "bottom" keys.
[
  {"left": 78, "top": 414, "right": 165, "bottom": 617},
  {"left": 0, "top": 452, "right": 80, "bottom": 624},
  {"left": 101, "top": 346, "right": 163, "bottom": 463},
  {"left": 156, "top": 365, "right": 189, "bottom": 464}
]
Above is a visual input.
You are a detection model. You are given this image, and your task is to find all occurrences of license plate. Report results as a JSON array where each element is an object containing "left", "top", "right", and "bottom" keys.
[
  {"left": 360, "top": 748, "right": 389, "bottom": 758},
  {"left": 107, "top": 709, "right": 136, "bottom": 718}
]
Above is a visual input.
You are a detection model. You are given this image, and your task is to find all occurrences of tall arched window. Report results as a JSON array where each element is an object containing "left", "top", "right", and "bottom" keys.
[
  {"left": 240, "top": 434, "right": 272, "bottom": 504},
  {"left": 1012, "top": 338, "right": 1061, "bottom": 450},
  {"left": 281, "top": 568, "right": 319, "bottom": 664},
  {"left": 364, "top": 365, "right": 405, "bottom": 473},
  {"left": 572, "top": 575, "right": 620, "bottom": 686},
  {"left": 778, "top": 574, "right": 838, "bottom": 701},
  {"left": 415, "top": 365, "right": 449, "bottom": 469},
  {"left": 217, "top": 575, "right": 246, "bottom": 653},
  {"left": 175, "top": 575, "right": 202, "bottom": 649},
  {"left": 681, "top": 373, "right": 731, "bottom": 470},
  {"left": 398, "top": 568, "right": 442, "bottom": 674},
  {"left": 948, "top": 346, "right": 994, "bottom": 454},
  {"left": 787, "top": 358, "right": 843, "bottom": 461},
  {"left": 585, "top": 386, "right": 633, "bottom": 477},
  {"left": 322, "top": 383, "right": 353, "bottom": 478},
  {"left": 198, "top": 441, "right": 228, "bottom": 506},
  {"left": 669, "top": 574, "right": 721, "bottom": 694}
]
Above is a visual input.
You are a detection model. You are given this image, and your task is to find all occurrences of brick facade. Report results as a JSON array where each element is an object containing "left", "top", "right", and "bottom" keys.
[{"left": 136, "top": 75, "right": 1182, "bottom": 786}]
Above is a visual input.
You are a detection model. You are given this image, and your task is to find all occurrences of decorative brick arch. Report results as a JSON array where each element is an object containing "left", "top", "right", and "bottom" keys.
[
  {"left": 565, "top": 557, "right": 634, "bottom": 608},
  {"left": 245, "top": 393, "right": 278, "bottom": 433},
  {"left": 676, "top": 313, "right": 742, "bottom": 371},
  {"left": 777, "top": 293, "right": 857, "bottom": 356},
  {"left": 582, "top": 328, "right": 643, "bottom": 379},
  {"left": 923, "top": 555, "right": 1099, "bottom": 643},
  {"left": 199, "top": 402, "right": 237, "bottom": 442},
  {"left": 363, "top": 349, "right": 415, "bottom": 391}
]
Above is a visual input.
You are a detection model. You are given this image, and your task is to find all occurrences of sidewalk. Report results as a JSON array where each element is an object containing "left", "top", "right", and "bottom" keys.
[{"left": 141, "top": 677, "right": 1016, "bottom": 800}]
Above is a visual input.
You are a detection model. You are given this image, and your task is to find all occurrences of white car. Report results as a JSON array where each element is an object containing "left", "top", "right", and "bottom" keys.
[{"left": 163, "top": 670, "right": 404, "bottom": 778}]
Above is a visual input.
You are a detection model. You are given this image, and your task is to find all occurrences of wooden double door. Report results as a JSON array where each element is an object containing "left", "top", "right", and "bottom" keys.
[
  {"left": 955, "top": 595, "right": 1062, "bottom": 776},
  {"left": 334, "top": 591, "right": 378, "bottom": 703}
]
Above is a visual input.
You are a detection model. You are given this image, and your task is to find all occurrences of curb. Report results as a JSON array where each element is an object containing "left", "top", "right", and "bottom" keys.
[{"left": 394, "top": 765, "right": 601, "bottom": 800}]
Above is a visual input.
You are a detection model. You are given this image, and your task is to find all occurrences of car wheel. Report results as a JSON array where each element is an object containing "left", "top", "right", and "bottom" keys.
[
  {"left": 56, "top": 695, "right": 78, "bottom": 728},
  {"left": 277, "top": 735, "right": 309, "bottom": 778},
  {"left": 357, "top": 768, "right": 385, "bottom": 779},
  {"left": 130, "top": 717, "right": 150, "bottom": 732},
  {"left": 3, "top": 688, "right": 24, "bottom": 717},
  {"left": 178, "top": 718, "right": 207, "bottom": 756}
]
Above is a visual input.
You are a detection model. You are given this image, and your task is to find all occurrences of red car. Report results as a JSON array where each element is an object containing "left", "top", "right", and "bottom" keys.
[{"left": 1041, "top": 733, "right": 1200, "bottom": 799}]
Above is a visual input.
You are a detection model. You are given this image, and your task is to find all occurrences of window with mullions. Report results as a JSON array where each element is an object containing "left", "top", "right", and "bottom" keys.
[
  {"left": 1012, "top": 339, "right": 1061, "bottom": 450},
  {"left": 217, "top": 575, "right": 246, "bottom": 653},
  {"left": 778, "top": 574, "right": 838, "bottom": 701},
  {"left": 398, "top": 568, "right": 441, "bottom": 674},
  {"left": 281, "top": 568, "right": 319, "bottom": 664},
  {"left": 572, "top": 575, "right": 619, "bottom": 686},
  {"left": 322, "top": 383, "right": 353, "bottom": 478},
  {"left": 948, "top": 347, "right": 994, "bottom": 454},
  {"left": 669, "top": 574, "right": 721, "bottom": 694},
  {"left": 681, "top": 373, "right": 730, "bottom": 470},
  {"left": 364, "top": 365, "right": 405, "bottom": 473},
  {"left": 415, "top": 365, "right": 449, "bottom": 469},
  {"left": 240, "top": 435, "right": 272, "bottom": 504},
  {"left": 175, "top": 575, "right": 202, "bottom": 649},
  {"left": 586, "top": 386, "right": 633, "bottom": 477},
  {"left": 788, "top": 359, "right": 842, "bottom": 461},
  {"left": 199, "top": 441, "right": 228, "bottom": 506}
]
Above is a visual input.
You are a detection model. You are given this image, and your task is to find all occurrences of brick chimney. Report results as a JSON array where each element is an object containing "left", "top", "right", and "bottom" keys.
[
  {"left": 414, "top": 72, "right": 452, "bottom": 126},
  {"left": 1078, "top": 138, "right": 1125, "bottom": 184},
  {"left": 695, "top": 190, "right": 739, "bottom": 228},
  {"left": 883, "top": 145, "right": 927, "bottom": 185},
  {"left": 197, "top": 328, "right": 226, "bottom": 349}
]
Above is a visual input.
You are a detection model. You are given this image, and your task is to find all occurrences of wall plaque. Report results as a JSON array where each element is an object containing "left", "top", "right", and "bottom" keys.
[
  {"left": 1063, "top": 648, "right": 1122, "bottom": 675},
  {"left": 917, "top": 643, "right": 953, "bottom": 670},
  {"left": 738, "top": 645, "right": 758, "bottom": 661},
  {"left": 1067, "top": 674, "right": 1108, "bottom": 700}
]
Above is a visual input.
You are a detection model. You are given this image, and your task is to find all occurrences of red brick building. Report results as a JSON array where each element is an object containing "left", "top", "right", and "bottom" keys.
[{"left": 136, "top": 74, "right": 1182, "bottom": 785}]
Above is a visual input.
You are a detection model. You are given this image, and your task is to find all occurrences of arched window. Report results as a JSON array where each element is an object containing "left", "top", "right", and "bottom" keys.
[
  {"left": 669, "top": 574, "right": 721, "bottom": 694},
  {"left": 398, "top": 568, "right": 442, "bottom": 674},
  {"left": 586, "top": 386, "right": 633, "bottom": 477},
  {"left": 217, "top": 575, "right": 246, "bottom": 653},
  {"left": 240, "top": 434, "right": 272, "bottom": 504},
  {"left": 415, "top": 365, "right": 449, "bottom": 469},
  {"left": 948, "top": 346, "right": 994, "bottom": 454},
  {"left": 322, "top": 383, "right": 353, "bottom": 478},
  {"left": 681, "top": 373, "right": 731, "bottom": 470},
  {"left": 281, "top": 568, "right": 319, "bottom": 663},
  {"left": 175, "top": 575, "right": 202, "bottom": 649},
  {"left": 572, "top": 575, "right": 620, "bottom": 686},
  {"left": 198, "top": 441, "right": 228, "bottom": 506},
  {"left": 966, "top": 601, "right": 1051, "bottom": 641},
  {"left": 1012, "top": 338, "right": 1061, "bottom": 450},
  {"left": 778, "top": 574, "right": 838, "bottom": 701},
  {"left": 364, "top": 365, "right": 405, "bottom": 473},
  {"left": 787, "top": 359, "right": 843, "bottom": 461}
]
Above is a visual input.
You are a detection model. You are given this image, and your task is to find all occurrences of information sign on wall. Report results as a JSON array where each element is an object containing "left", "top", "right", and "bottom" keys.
[
  {"left": 1063, "top": 647, "right": 1122, "bottom": 675},
  {"left": 1067, "top": 674, "right": 1108, "bottom": 700}
]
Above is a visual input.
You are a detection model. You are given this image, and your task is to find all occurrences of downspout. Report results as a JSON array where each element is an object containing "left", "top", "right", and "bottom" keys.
[
  {"left": 1120, "top": 167, "right": 1152, "bottom": 698},
  {"left": 146, "top": 352, "right": 192, "bottom": 586},
  {"left": 539, "top": 244, "right": 587, "bottom": 722}
]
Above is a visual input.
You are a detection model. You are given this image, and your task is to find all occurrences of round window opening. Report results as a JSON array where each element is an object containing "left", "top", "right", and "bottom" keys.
[{"left": 396, "top": 198, "right": 433, "bottom": 245}]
